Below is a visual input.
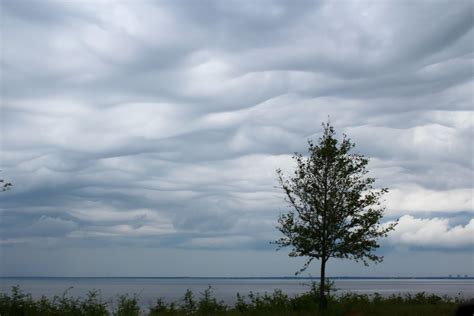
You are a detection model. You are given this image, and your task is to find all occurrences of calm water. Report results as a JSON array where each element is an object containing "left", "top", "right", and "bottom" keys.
[{"left": 1, "top": 278, "right": 473, "bottom": 308}]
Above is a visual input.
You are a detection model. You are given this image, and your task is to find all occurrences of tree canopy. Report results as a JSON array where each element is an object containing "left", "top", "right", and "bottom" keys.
[{"left": 275, "top": 121, "right": 397, "bottom": 309}]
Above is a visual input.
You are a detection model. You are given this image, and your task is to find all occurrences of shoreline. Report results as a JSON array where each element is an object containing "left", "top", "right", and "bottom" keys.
[{"left": 2, "top": 276, "right": 473, "bottom": 280}]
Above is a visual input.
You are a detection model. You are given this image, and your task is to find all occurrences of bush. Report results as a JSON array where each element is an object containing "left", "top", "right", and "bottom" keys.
[
  {"left": 0, "top": 286, "right": 109, "bottom": 316},
  {"left": 82, "top": 291, "right": 108, "bottom": 316},
  {"left": 197, "top": 286, "right": 226, "bottom": 315},
  {"left": 179, "top": 289, "right": 196, "bottom": 314},
  {"left": 149, "top": 297, "right": 178, "bottom": 315},
  {"left": 114, "top": 294, "right": 140, "bottom": 316},
  {"left": 0, "top": 284, "right": 470, "bottom": 316}
]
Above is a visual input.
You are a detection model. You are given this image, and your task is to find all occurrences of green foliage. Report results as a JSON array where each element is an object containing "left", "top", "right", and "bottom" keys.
[
  {"left": 323, "top": 291, "right": 465, "bottom": 316},
  {"left": 274, "top": 121, "right": 397, "bottom": 309},
  {"left": 180, "top": 289, "right": 197, "bottom": 314},
  {"left": 114, "top": 294, "right": 140, "bottom": 316},
  {"left": 197, "top": 286, "right": 227, "bottom": 315},
  {"left": 148, "top": 287, "right": 227, "bottom": 316},
  {"left": 234, "top": 293, "right": 247, "bottom": 314},
  {"left": 149, "top": 298, "right": 178, "bottom": 315},
  {"left": 0, "top": 285, "right": 108, "bottom": 316},
  {"left": 0, "top": 285, "right": 469, "bottom": 316},
  {"left": 82, "top": 291, "right": 109, "bottom": 316},
  {"left": 232, "top": 282, "right": 335, "bottom": 315},
  {"left": 275, "top": 121, "right": 397, "bottom": 268}
]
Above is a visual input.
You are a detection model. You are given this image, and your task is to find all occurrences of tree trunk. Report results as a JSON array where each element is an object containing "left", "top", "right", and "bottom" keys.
[{"left": 319, "top": 259, "right": 327, "bottom": 311}]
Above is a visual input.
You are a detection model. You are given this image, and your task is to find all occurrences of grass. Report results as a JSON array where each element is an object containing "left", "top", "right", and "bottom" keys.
[{"left": 0, "top": 284, "right": 470, "bottom": 316}]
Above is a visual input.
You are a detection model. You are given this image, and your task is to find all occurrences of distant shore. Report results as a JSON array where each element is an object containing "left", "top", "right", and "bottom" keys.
[{"left": 1, "top": 276, "right": 473, "bottom": 280}]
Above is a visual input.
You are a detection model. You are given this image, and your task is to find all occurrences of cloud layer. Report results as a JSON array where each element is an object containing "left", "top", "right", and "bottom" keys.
[
  {"left": 386, "top": 215, "right": 474, "bottom": 249},
  {"left": 0, "top": 0, "right": 473, "bottom": 275}
]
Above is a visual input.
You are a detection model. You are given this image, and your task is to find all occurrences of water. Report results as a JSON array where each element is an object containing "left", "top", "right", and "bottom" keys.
[{"left": 1, "top": 278, "right": 473, "bottom": 309}]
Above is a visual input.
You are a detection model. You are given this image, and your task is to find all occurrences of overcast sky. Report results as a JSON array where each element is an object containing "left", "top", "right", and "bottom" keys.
[{"left": 0, "top": 0, "right": 473, "bottom": 277}]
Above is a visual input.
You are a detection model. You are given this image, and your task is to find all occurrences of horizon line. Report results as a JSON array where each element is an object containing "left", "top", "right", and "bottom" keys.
[{"left": 1, "top": 276, "right": 472, "bottom": 279}]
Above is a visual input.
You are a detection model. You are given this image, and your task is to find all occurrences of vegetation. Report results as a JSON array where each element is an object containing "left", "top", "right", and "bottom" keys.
[
  {"left": 0, "top": 285, "right": 469, "bottom": 316},
  {"left": 275, "top": 121, "right": 397, "bottom": 309}
]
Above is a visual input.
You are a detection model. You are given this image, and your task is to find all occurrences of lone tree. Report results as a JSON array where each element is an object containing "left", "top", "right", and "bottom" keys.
[{"left": 275, "top": 121, "right": 396, "bottom": 310}]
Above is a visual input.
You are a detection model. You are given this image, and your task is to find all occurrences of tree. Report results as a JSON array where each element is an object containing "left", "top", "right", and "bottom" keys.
[{"left": 274, "top": 121, "right": 397, "bottom": 311}]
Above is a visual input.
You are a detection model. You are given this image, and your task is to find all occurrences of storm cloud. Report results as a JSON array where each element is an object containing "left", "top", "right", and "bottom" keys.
[{"left": 0, "top": 0, "right": 473, "bottom": 276}]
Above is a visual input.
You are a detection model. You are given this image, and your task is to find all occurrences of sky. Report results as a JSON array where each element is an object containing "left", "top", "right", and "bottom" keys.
[{"left": 0, "top": 0, "right": 473, "bottom": 277}]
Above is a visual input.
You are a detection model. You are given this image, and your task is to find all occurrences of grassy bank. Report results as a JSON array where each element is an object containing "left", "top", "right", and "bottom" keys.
[{"left": 0, "top": 285, "right": 470, "bottom": 316}]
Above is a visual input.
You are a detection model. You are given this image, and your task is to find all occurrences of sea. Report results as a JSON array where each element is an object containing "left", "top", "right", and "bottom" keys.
[{"left": 1, "top": 277, "right": 473, "bottom": 309}]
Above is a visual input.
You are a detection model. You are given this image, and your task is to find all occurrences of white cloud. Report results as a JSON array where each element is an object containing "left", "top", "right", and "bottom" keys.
[
  {"left": 387, "top": 215, "right": 474, "bottom": 249},
  {"left": 385, "top": 186, "right": 473, "bottom": 215}
]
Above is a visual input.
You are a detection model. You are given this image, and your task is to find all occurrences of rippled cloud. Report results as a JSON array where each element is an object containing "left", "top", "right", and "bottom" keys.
[{"left": 0, "top": 0, "right": 473, "bottom": 276}]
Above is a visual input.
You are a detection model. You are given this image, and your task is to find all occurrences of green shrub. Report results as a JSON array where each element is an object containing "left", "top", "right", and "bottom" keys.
[
  {"left": 82, "top": 291, "right": 108, "bottom": 316},
  {"left": 234, "top": 293, "right": 247, "bottom": 314},
  {"left": 180, "top": 289, "right": 197, "bottom": 314},
  {"left": 149, "top": 297, "right": 178, "bottom": 315},
  {"left": 0, "top": 285, "right": 469, "bottom": 316},
  {"left": 114, "top": 294, "right": 140, "bottom": 316},
  {"left": 197, "top": 286, "right": 226, "bottom": 315}
]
